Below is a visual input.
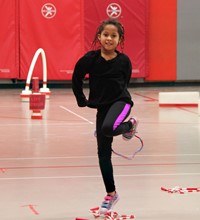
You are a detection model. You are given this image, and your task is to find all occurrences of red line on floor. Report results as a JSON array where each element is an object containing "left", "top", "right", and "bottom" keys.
[
  {"left": 133, "top": 93, "right": 158, "bottom": 101},
  {"left": 2, "top": 162, "right": 200, "bottom": 170},
  {"left": 0, "top": 168, "right": 7, "bottom": 173},
  {"left": 176, "top": 107, "right": 199, "bottom": 114},
  {"left": 21, "top": 205, "right": 39, "bottom": 215}
]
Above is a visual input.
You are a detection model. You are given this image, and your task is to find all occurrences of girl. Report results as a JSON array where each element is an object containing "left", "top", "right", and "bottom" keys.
[{"left": 72, "top": 19, "right": 138, "bottom": 214}]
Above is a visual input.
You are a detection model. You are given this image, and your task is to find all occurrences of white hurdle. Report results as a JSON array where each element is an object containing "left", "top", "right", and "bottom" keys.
[
  {"left": 20, "top": 48, "right": 51, "bottom": 101},
  {"left": 159, "top": 91, "right": 199, "bottom": 107}
]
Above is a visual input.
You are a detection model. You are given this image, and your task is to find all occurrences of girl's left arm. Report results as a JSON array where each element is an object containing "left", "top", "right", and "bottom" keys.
[{"left": 125, "top": 57, "right": 132, "bottom": 84}]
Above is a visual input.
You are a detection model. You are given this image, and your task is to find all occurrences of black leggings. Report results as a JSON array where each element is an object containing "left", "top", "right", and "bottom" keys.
[{"left": 96, "top": 101, "right": 132, "bottom": 193}]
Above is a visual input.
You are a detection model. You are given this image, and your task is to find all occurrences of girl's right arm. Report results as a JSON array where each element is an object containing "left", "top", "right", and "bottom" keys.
[{"left": 72, "top": 56, "right": 88, "bottom": 107}]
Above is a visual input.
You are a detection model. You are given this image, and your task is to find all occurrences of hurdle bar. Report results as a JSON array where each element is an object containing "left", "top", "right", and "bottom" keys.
[
  {"left": 159, "top": 92, "right": 199, "bottom": 107},
  {"left": 20, "top": 48, "right": 51, "bottom": 101}
]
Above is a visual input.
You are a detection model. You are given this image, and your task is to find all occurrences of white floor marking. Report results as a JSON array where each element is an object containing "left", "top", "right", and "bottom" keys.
[{"left": 60, "top": 105, "right": 94, "bottom": 124}]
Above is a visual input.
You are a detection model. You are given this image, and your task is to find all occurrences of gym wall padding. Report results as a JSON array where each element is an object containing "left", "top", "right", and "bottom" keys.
[
  {"left": 0, "top": 0, "right": 19, "bottom": 79},
  {"left": 0, "top": 0, "right": 148, "bottom": 81},
  {"left": 3, "top": 0, "right": 197, "bottom": 82},
  {"left": 19, "top": 0, "right": 84, "bottom": 80},
  {"left": 84, "top": 0, "right": 148, "bottom": 79}
]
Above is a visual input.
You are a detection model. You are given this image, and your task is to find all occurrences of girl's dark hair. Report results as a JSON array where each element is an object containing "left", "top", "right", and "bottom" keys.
[{"left": 92, "top": 19, "right": 125, "bottom": 50}]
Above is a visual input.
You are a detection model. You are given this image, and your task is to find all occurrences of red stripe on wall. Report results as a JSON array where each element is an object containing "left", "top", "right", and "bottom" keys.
[{"left": 146, "top": 0, "right": 177, "bottom": 81}]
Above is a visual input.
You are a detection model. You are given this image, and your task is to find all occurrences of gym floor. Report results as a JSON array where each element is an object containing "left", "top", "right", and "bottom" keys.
[{"left": 0, "top": 85, "right": 200, "bottom": 220}]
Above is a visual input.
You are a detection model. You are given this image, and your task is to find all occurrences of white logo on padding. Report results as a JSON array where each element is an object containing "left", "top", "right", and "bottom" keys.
[
  {"left": 106, "top": 3, "right": 122, "bottom": 18},
  {"left": 41, "top": 3, "right": 56, "bottom": 19}
]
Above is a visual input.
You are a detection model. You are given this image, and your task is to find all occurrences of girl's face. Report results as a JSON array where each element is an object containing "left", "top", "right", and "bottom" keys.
[{"left": 98, "top": 24, "right": 120, "bottom": 52}]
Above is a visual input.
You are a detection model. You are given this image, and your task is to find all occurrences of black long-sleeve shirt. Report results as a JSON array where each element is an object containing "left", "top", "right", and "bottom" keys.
[{"left": 72, "top": 50, "right": 133, "bottom": 108}]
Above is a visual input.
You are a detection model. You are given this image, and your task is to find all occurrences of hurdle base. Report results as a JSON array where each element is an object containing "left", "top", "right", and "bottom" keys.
[
  {"left": 20, "top": 90, "right": 32, "bottom": 102},
  {"left": 39, "top": 88, "right": 51, "bottom": 99},
  {"left": 31, "top": 110, "right": 43, "bottom": 120}
]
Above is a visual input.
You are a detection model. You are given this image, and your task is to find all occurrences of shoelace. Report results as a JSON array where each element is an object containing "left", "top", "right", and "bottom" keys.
[{"left": 101, "top": 195, "right": 114, "bottom": 209}]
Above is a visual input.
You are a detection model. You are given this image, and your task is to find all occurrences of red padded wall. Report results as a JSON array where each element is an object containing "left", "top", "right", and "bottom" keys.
[
  {"left": 0, "top": 0, "right": 177, "bottom": 81},
  {"left": 0, "top": 0, "right": 19, "bottom": 79},
  {"left": 84, "top": 0, "right": 148, "bottom": 78},
  {"left": 19, "top": 0, "right": 84, "bottom": 80}
]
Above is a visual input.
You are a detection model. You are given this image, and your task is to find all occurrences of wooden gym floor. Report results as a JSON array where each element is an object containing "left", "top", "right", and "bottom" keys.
[{"left": 0, "top": 86, "right": 200, "bottom": 220}]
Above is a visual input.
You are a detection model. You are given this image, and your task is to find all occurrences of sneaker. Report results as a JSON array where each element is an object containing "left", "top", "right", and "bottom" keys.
[
  {"left": 122, "top": 117, "right": 138, "bottom": 141},
  {"left": 99, "top": 192, "right": 119, "bottom": 214}
]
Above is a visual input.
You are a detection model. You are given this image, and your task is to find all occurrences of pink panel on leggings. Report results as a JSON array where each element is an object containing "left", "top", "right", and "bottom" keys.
[{"left": 113, "top": 104, "right": 131, "bottom": 130}]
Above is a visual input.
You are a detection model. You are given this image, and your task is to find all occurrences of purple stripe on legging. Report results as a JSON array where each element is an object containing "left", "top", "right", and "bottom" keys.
[{"left": 113, "top": 104, "right": 131, "bottom": 130}]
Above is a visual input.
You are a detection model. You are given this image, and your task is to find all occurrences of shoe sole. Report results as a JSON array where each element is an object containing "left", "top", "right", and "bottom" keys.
[{"left": 99, "top": 195, "right": 120, "bottom": 214}]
